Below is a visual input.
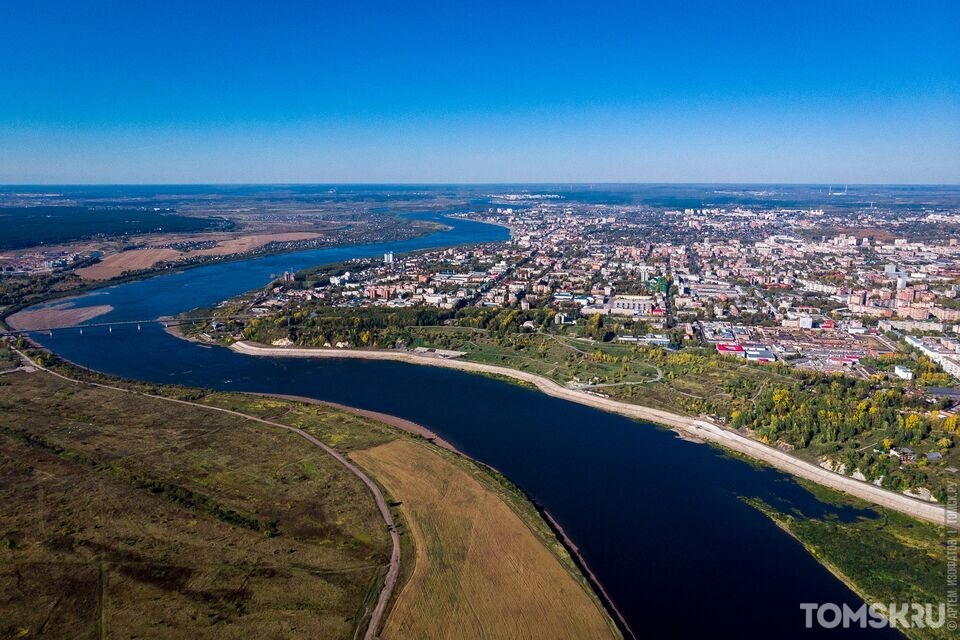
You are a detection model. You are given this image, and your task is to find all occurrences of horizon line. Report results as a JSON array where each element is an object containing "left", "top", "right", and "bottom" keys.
[{"left": 2, "top": 181, "right": 959, "bottom": 188}]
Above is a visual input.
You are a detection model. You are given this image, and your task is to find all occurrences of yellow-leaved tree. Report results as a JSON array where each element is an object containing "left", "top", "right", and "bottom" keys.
[{"left": 942, "top": 414, "right": 959, "bottom": 433}]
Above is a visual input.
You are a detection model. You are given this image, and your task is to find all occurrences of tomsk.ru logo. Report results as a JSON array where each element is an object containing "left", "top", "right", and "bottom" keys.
[{"left": 800, "top": 603, "right": 951, "bottom": 631}]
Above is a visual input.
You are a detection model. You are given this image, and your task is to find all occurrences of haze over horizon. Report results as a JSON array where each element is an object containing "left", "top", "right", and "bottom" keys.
[{"left": 1, "top": 0, "right": 958, "bottom": 185}]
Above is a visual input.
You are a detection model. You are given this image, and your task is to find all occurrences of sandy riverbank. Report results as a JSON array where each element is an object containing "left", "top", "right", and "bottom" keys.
[
  {"left": 230, "top": 340, "right": 953, "bottom": 528},
  {"left": 6, "top": 302, "right": 114, "bottom": 330}
]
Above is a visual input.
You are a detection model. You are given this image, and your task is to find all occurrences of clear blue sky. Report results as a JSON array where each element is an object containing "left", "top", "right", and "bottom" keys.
[{"left": 1, "top": 0, "right": 957, "bottom": 184}]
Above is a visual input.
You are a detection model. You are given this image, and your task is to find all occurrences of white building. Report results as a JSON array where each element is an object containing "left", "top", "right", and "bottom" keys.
[
  {"left": 893, "top": 365, "right": 914, "bottom": 381},
  {"left": 905, "top": 335, "right": 960, "bottom": 381},
  {"left": 610, "top": 295, "right": 654, "bottom": 317}
]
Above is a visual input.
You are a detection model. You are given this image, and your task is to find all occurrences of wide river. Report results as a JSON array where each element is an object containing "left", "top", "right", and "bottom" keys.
[{"left": 29, "top": 213, "right": 899, "bottom": 637}]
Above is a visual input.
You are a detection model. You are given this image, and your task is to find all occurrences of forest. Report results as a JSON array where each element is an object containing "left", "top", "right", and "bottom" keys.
[{"left": 0, "top": 206, "right": 233, "bottom": 250}]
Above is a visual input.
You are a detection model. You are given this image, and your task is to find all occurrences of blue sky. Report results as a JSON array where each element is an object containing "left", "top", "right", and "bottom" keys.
[{"left": 1, "top": 0, "right": 957, "bottom": 183}]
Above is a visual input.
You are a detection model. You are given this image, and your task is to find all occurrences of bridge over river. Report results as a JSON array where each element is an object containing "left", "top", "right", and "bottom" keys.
[{"left": 1, "top": 315, "right": 251, "bottom": 336}]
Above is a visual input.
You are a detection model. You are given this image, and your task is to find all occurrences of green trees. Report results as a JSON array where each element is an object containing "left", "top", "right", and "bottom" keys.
[
  {"left": 584, "top": 314, "right": 615, "bottom": 342},
  {"left": 729, "top": 369, "right": 957, "bottom": 494},
  {"left": 240, "top": 306, "right": 455, "bottom": 348},
  {"left": 772, "top": 388, "right": 792, "bottom": 415},
  {"left": 943, "top": 414, "right": 959, "bottom": 434},
  {"left": 737, "top": 377, "right": 930, "bottom": 450},
  {"left": 33, "top": 352, "right": 53, "bottom": 367}
]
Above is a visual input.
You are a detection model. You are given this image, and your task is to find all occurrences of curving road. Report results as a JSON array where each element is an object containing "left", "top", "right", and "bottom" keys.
[{"left": 11, "top": 346, "right": 400, "bottom": 640}]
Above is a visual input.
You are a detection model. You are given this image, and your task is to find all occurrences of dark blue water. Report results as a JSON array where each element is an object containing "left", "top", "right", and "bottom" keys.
[{"left": 29, "top": 214, "right": 900, "bottom": 638}]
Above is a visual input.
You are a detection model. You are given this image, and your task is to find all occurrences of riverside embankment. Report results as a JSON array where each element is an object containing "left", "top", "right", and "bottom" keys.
[{"left": 231, "top": 341, "right": 951, "bottom": 528}]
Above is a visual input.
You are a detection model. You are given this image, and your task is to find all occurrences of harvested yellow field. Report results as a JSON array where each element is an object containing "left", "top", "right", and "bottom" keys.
[
  {"left": 77, "top": 232, "right": 321, "bottom": 280},
  {"left": 352, "top": 439, "right": 620, "bottom": 640},
  {"left": 76, "top": 247, "right": 181, "bottom": 279}
]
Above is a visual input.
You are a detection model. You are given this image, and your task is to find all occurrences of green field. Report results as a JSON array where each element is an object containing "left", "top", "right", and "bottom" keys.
[{"left": 407, "top": 325, "right": 807, "bottom": 414}]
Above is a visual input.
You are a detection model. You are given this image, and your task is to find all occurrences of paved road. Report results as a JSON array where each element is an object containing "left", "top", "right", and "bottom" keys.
[
  {"left": 233, "top": 341, "right": 955, "bottom": 529},
  {"left": 10, "top": 347, "right": 401, "bottom": 640}
]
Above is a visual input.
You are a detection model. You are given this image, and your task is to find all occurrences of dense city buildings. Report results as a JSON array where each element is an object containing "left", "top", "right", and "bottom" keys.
[{"left": 227, "top": 194, "right": 960, "bottom": 383}]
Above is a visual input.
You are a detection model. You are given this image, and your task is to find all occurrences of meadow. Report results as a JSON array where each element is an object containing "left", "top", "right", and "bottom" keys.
[{"left": 0, "top": 370, "right": 391, "bottom": 638}]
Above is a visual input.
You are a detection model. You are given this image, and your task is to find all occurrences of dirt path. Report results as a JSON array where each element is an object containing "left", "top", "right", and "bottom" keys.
[
  {"left": 263, "top": 393, "right": 461, "bottom": 453},
  {"left": 231, "top": 341, "right": 954, "bottom": 529},
  {"left": 10, "top": 347, "right": 400, "bottom": 640}
]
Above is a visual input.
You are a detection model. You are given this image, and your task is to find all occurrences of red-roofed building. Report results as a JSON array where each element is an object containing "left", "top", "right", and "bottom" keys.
[{"left": 716, "top": 343, "right": 745, "bottom": 355}]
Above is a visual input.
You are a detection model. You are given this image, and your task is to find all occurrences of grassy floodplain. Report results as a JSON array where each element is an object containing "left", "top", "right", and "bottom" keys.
[
  {"left": 748, "top": 483, "right": 952, "bottom": 640},
  {"left": 0, "top": 348, "right": 619, "bottom": 639},
  {"left": 0, "top": 369, "right": 391, "bottom": 639}
]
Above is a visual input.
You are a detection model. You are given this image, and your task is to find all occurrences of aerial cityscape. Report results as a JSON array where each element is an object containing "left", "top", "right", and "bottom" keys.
[{"left": 1, "top": 2, "right": 958, "bottom": 640}]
